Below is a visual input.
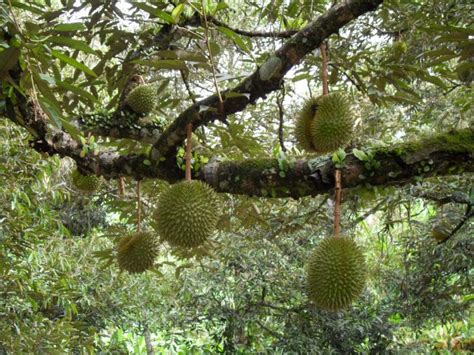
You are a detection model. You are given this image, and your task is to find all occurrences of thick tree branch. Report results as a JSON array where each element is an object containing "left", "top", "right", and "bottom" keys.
[
  {"left": 199, "top": 130, "right": 474, "bottom": 198},
  {"left": 149, "top": 0, "right": 384, "bottom": 163},
  {"left": 5, "top": 95, "right": 474, "bottom": 198}
]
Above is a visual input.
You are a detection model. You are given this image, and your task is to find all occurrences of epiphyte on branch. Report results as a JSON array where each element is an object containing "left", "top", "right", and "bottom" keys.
[
  {"left": 306, "top": 236, "right": 367, "bottom": 311},
  {"left": 154, "top": 180, "right": 220, "bottom": 248}
]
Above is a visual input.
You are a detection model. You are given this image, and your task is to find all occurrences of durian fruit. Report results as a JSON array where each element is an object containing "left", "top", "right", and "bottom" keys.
[
  {"left": 310, "top": 93, "right": 354, "bottom": 153},
  {"left": 295, "top": 96, "right": 319, "bottom": 151},
  {"left": 306, "top": 236, "right": 366, "bottom": 311},
  {"left": 125, "top": 84, "right": 157, "bottom": 114},
  {"left": 71, "top": 169, "right": 102, "bottom": 193},
  {"left": 117, "top": 231, "right": 160, "bottom": 273},
  {"left": 154, "top": 180, "right": 220, "bottom": 248}
]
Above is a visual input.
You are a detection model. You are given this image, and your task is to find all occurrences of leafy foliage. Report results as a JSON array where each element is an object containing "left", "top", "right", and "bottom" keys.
[{"left": 0, "top": 0, "right": 473, "bottom": 353}]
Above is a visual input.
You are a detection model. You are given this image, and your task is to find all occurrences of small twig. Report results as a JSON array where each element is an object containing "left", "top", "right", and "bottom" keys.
[
  {"left": 320, "top": 42, "right": 329, "bottom": 96},
  {"left": 438, "top": 206, "right": 473, "bottom": 245},
  {"left": 207, "top": 15, "right": 297, "bottom": 38},
  {"left": 118, "top": 177, "right": 125, "bottom": 198},
  {"left": 349, "top": 197, "right": 388, "bottom": 228},
  {"left": 180, "top": 70, "right": 197, "bottom": 104},
  {"left": 185, "top": 123, "right": 193, "bottom": 181},
  {"left": 255, "top": 320, "right": 286, "bottom": 343},
  {"left": 276, "top": 91, "right": 287, "bottom": 152},
  {"left": 137, "top": 180, "right": 142, "bottom": 232},
  {"left": 334, "top": 169, "right": 342, "bottom": 237},
  {"left": 200, "top": 2, "right": 224, "bottom": 119}
]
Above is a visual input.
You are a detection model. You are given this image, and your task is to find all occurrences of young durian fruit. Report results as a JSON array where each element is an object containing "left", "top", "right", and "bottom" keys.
[
  {"left": 294, "top": 96, "right": 319, "bottom": 152},
  {"left": 154, "top": 180, "right": 220, "bottom": 248},
  {"left": 117, "top": 231, "right": 160, "bottom": 273},
  {"left": 310, "top": 93, "right": 354, "bottom": 153},
  {"left": 71, "top": 169, "right": 102, "bottom": 193},
  {"left": 125, "top": 84, "right": 157, "bottom": 114},
  {"left": 307, "top": 236, "right": 367, "bottom": 311}
]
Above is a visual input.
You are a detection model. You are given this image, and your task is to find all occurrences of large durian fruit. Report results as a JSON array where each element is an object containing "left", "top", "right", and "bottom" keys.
[
  {"left": 310, "top": 93, "right": 354, "bottom": 153},
  {"left": 125, "top": 84, "right": 157, "bottom": 114},
  {"left": 295, "top": 96, "right": 319, "bottom": 151},
  {"left": 154, "top": 180, "right": 220, "bottom": 248},
  {"left": 117, "top": 231, "right": 160, "bottom": 273},
  {"left": 71, "top": 169, "right": 102, "bottom": 193},
  {"left": 307, "top": 236, "right": 367, "bottom": 311}
]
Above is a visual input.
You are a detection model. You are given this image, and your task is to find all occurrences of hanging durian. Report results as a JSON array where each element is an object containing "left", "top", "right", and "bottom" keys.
[
  {"left": 154, "top": 180, "right": 220, "bottom": 248},
  {"left": 71, "top": 169, "right": 102, "bottom": 193},
  {"left": 295, "top": 93, "right": 353, "bottom": 153},
  {"left": 295, "top": 96, "right": 319, "bottom": 151},
  {"left": 117, "top": 231, "right": 160, "bottom": 273},
  {"left": 306, "top": 236, "right": 366, "bottom": 311},
  {"left": 310, "top": 93, "right": 354, "bottom": 153},
  {"left": 125, "top": 84, "right": 157, "bottom": 114}
]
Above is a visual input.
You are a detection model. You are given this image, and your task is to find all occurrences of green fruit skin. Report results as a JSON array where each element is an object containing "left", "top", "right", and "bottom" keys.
[
  {"left": 307, "top": 236, "right": 367, "bottom": 311},
  {"left": 126, "top": 84, "right": 157, "bottom": 114},
  {"left": 310, "top": 93, "right": 354, "bottom": 153},
  {"left": 117, "top": 232, "right": 159, "bottom": 273},
  {"left": 71, "top": 170, "right": 101, "bottom": 193},
  {"left": 154, "top": 180, "right": 220, "bottom": 248},
  {"left": 295, "top": 96, "right": 319, "bottom": 152}
]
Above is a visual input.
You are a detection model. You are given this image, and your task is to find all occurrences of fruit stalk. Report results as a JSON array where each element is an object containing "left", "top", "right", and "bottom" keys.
[{"left": 185, "top": 123, "right": 193, "bottom": 181}]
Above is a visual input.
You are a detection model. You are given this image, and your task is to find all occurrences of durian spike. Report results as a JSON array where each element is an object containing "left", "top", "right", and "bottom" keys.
[{"left": 185, "top": 123, "right": 193, "bottom": 181}]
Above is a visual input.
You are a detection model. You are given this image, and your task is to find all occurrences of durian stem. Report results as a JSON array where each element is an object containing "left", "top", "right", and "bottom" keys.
[
  {"left": 334, "top": 169, "right": 342, "bottom": 238},
  {"left": 185, "top": 123, "right": 193, "bottom": 181},
  {"left": 320, "top": 42, "right": 329, "bottom": 96},
  {"left": 118, "top": 177, "right": 125, "bottom": 198},
  {"left": 137, "top": 179, "right": 142, "bottom": 232}
]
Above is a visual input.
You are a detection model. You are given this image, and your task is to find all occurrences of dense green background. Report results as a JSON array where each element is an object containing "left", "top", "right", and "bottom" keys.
[{"left": 1, "top": 0, "right": 473, "bottom": 353}]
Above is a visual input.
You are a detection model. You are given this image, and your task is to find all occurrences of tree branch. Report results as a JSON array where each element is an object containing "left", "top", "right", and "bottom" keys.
[
  {"left": 149, "top": 0, "right": 384, "bottom": 163},
  {"left": 207, "top": 15, "right": 298, "bottom": 38}
]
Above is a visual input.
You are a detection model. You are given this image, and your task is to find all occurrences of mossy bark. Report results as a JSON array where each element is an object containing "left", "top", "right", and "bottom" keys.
[{"left": 199, "top": 130, "right": 474, "bottom": 198}]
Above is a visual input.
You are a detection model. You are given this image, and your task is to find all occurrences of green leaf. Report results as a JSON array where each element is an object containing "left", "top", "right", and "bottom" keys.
[
  {"left": 54, "top": 23, "right": 86, "bottom": 32},
  {"left": 352, "top": 148, "right": 369, "bottom": 161},
  {"left": 213, "top": 2, "right": 229, "bottom": 15},
  {"left": 10, "top": 1, "right": 44, "bottom": 15},
  {"left": 51, "top": 50, "right": 97, "bottom": 77},
  {"left": 420, "top": 73, "right": 447, "bottom": 90},
  {"left": 0, "top": 47, "right": 21, "bottom": 80},
  {"left": 57, "top": 81, "right": 98, "bottom": 103},
  {"left": 171, "top": 3, "right": 184, "bottom": 22},
  {"left": 48, "top": 37, "right": 96, "bottom": 55},
  {"left": 131, "top": 59, "right": 187, "bottom": 71},
  {"left": 133, "top": 3, "right": 175, "bottom": 24},
  {"left": 37, "top": 96, "right": 62, "bottom": 128},
  {"left": 217, "top": 27, "right": 251, "bottom": 54}
]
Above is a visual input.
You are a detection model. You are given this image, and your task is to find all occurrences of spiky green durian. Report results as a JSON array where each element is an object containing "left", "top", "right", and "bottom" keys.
[
  {"left": 126, "top": 84, "right": 157, "bottom": 114},
  {"left": 307, "top": 236, "right": 367, "bottom": 311},
  {"left": 295, "top": 96, "right": 318, "bottom": 152},
  {"left": 154, "top": 180, "right": 220, "bottom": 248},
  {"left": 71, "top": 170, "right": 102, "bottom": 193},
  {"left": 310, "top": 93, "right": 354, "bottom": 153},
  {"left": 117, "top": 231, "right": 160, "bottom": 273}
]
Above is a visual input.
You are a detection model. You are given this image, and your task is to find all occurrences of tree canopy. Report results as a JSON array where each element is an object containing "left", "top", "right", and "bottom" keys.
[{"left": 0, "top": 0, "right": 473, "bottom": 353}]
